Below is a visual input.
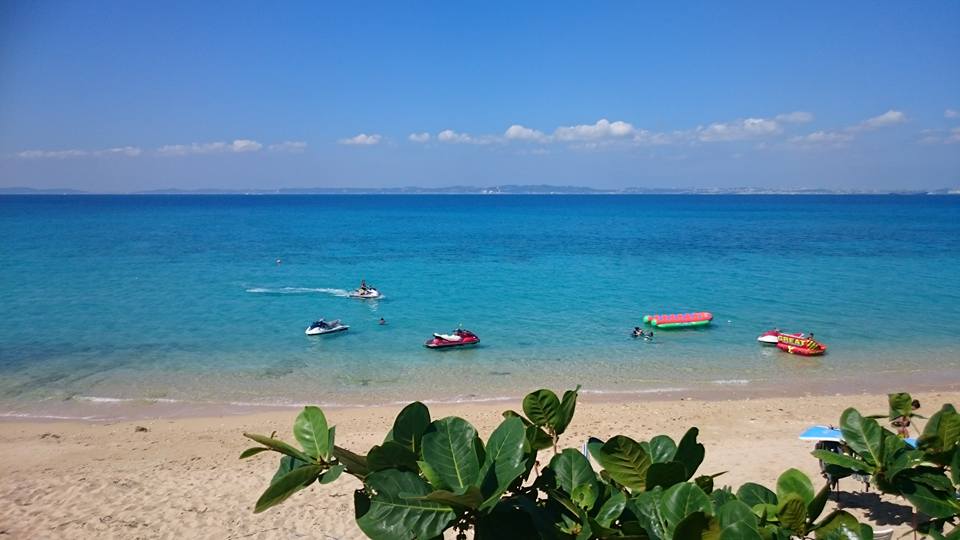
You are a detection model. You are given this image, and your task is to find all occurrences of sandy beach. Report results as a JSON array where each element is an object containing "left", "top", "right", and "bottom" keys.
[{"left": 1, "top": 389, "right": 956, "bottom": 539}]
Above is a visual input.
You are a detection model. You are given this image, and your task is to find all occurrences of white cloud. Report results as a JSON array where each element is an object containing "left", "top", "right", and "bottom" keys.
[
  {"left": 696, "top": 118, "right": 781, "bottom": 142},
  {"left": 16, "top": 146, "right": 142, "bottom": 159},
  {"left": 946, "top": 109, "right": 959, "bottom": 119},
  {"left": 157, "top": 139, "right": 264, "bottom": 156},
  {"left": 790, "top": 109, "right": 907, "bottom": 147},
  {"left": 553, "top": 119, "right": 636, "bottom": 141},
  {"left": 408, "top": 132, "right": 430, "bottom": 143},
  {"left": 948, "top": 127, "right": 960, "bottom": 144},
  {"left": 504, "top": 124, "right": 548, "bottom": 142},
  {"left": 268, "top": 141, "right": 307, "bottom": 153},
  {"left": 338, "top": 133, "right": 382, "bottom": 146},
  {"left": 857, "top": 110, "right": 906, "bottom": 130},
  {"left": 633, "top": 130, "right": 683, "bottom": 146},
  {"left": 775, "top": 111, "right": 814, "bottom": 123},
  {"left": 16, "top": 149, "right": 88, "bottom": 159},
  {"left": 789, "top": 131, "right": 854, "bottom": 146},
  {"left": 95, "top": 146, "right": 142, "bottom": 156},
  {"left": 437, "top": 129, "right": 494, "bottom": 144}
]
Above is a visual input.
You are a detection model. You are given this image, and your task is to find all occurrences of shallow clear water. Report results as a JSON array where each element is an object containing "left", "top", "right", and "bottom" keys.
[{"left": 1, "top": 195, "right": 959, "bottom": 418}]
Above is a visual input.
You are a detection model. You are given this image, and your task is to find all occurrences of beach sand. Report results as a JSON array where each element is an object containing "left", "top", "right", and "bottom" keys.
[{"left": 2, "top": 390, "right": 957, "bottom": 539}]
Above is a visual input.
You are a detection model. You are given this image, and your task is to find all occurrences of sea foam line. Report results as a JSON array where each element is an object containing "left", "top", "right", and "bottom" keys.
[
  {"left": 71, "top": 395, "right": 352, "bottom": 409},
  {"left": 581, "top": 387, "right": 689, "bottom": 395},
  {"left": 245, "top": 287, "right": 350, "bottom": 297}
]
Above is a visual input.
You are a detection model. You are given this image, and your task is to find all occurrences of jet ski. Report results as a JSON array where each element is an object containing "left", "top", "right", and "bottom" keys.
[
  {"left": 349, "top": 287, "right": 382, "bottom": 299},
  {"left": 424, "top": 329, "right": 480, "bottom": 349},
  {"left": 305, "top": 319, "right": 349, "bottom": 336},
  {"left": 757, "top": 329, "right": 780, "bottom": 345}
]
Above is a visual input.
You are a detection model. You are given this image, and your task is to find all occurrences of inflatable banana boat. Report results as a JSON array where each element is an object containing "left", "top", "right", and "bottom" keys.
[{"left": 643, "top": 312, "right": 713, "bottom": 329}]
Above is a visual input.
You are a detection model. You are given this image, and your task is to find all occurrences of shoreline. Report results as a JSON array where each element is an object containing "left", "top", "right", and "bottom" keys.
[
  {"left": 3, "top": 368, "right": 958, "bottom": 423},
  {"left": 2, "top": 389, "right": 958, "bottom": 538}
]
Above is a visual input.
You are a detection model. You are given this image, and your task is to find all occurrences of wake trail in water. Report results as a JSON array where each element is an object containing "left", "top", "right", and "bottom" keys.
[{"left": 246, "top": 287, "right": 351, "bottom": 297}]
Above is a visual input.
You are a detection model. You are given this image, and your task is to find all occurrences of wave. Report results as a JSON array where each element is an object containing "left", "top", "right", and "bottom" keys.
[
  {"left": 71, "top": 395, "right": 349, "bottom": 409},
  {"left": 710, "top": 379, "right": 750, "bottom": 385},
  {"left": 581, "top": 387, "right": 689, "bottom": 395},
  {"left": 245, "top": 287, "right": 351, "bottom": 297},
  {"left": 0, "top": 411, "right": 101, "bottom": 420}
]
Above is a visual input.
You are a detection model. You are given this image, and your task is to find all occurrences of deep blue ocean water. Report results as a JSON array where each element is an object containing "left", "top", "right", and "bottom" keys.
[{"left": 1, "top": 195, "right": 959, "bottom": 418}]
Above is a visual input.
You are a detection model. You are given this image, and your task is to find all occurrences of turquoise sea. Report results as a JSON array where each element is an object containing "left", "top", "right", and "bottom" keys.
[{"left": 1, "top": 195, "right": 959, "bottom": 419}]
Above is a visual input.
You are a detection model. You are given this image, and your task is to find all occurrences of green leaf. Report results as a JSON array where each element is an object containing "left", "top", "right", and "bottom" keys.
[
  {"left": 254, "top": 464, "right": 323, "bottom": 513},
  {"left": 736, "top": 482, "right": 778, "bottom": 507},
  {"left": 418, "top": 460, "right": 443, "bottom": 488},
  {"left": 571, "top": 482, "right": 598, "bottom": 511},
  {"left": 555, "top": 385, "right": 581, "bottom": 435},
  {"left": 332, "top": 444, "right": 369, "bottom": 478},
  {"left": 522, "top": 389, "right": 561, "bottom": 430},
  {"left": 421, "top": 416, "right": 481, "bottom": 491},
  {"left": 896, "top": 477, "right": 960, "bottom": 518},
  {"left": 711, "top": 487, "right": 736, "bottom": 508},
  {"left": 475, "top": 498, "right": 552, "bottom": 540},
  {"left": 952, "top": 444, "right": 960, "bottom": 485},
  {"left": 588, "top": 435, "right": 651, "bottom": 491},
  {"left": 674, "top": 511, "right": 712, "bottom": 538},
  {"left": 811, "top": 449, "right": 875, "bottom": 474},
  {"left": 814, "top": 510, "right": 862, "bottom": 539},
  {"left": 239, "top": 447, "right": 269, "bottom": 459},
  {"left": 918, "top": 404, "right": 960, "bottom": 467},
  {"left": 293, "top": 406, "right": 330, "bottom": 460},
  {"left": 630, "top": 487, "right": 668, "bottom": 540},
  {"left": 391, "top": 401, "right": 431, "bottom": 454},
  {"left": 550, "top": 448, "right": 598, "bottom": 496},
  {"left": 839, "top": 408, "right": 884, "bottom": 467},
  {"left": 647, "top": 461, "right": 687, "bottom": 490},
  {"left": 776, "top": 468, "right": 815, "bottom": 506},
  {"left": 776, "top": 494, "right": 807, "bottom": 534},
  {"left": 525, "top": 424, "right": 554, "bottom": 451},
  {"left": 412, "top": 486, "right": 483, "bottom": 509},
  {"left": 921, "top": 404, "right": 958, "bottom": 442},
  {"left": 888, "top": 392, "right": 914, "bottom": 419},
  {"left": 319, "top": 463, "right": 345, "bottom": 484},
  {"left": 595, "top": 491, "right": 627, "bottom": 528},
  {"left": 719, "top": 521, "right": 763, "bottom": 540},
  {"left": 695, "top": 473, "right": 722, "bottom": 494},
  {"left": 807, "top": 483, "right": 830, "bottom": 523},
  {"left": 355, "top": 469, "right": 457, "bottom": 540},
  {"left": 477, "top": 417, "right": 527, "bottom": 508},
  {"left": 649, "top": 435, "right": 678, "bottom": 463},
  {"left": 881, "top": 433, "right": 922, "bottom": 480},
  {"left": 675, "top": 427, "right": 706, "bottom": 480},
  {"left": 659, "top": 482, "right": 713, "bottom": 535},
  {"left": 716, "top": 500, "right": 760, "bottom": 535},
  {"left": 244, "top": 432, "right": 313, "bottom": 463},
  {"left": 271, "top": 455, "right": 310, "bottom": 485},
  {"left": 367, "top": 440, "right": 419, "bottom": 472}
]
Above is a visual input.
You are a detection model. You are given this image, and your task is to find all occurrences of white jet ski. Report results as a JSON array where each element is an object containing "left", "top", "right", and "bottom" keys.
[
  {"left": 305, "top": 319, "right": 349, "bottom": 336},
  {"left": 348, "top": 287, "right": 382, "bottom": 299},
  {"left": 757, "top": 329, "right": 780, "bottom": 345}
]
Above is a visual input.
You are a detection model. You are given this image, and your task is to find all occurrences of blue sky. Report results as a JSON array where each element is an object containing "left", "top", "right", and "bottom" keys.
[{"left": 1, "top": 2, "right": 958, "bottom": 191}]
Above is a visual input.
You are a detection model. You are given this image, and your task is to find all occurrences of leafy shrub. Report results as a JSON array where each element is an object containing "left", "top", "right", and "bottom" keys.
[
  {"left": 242, "top": 387, "right": 876, "bottom": 539},
  {"left": 814, "top": 393, "right": 959, "bottom": 537}
]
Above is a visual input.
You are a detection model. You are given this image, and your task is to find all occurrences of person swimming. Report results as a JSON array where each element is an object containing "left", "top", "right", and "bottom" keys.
[
  {"left": 632, "top": 327, "right": 644, "bottom": 337},
  {"left": 379, "top": 317, "right": 386, "bottom": 325}
]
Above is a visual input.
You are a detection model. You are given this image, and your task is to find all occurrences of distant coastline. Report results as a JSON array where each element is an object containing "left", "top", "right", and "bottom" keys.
[{"left": 2, "top": 185, "right": 959, "bottom": 196}]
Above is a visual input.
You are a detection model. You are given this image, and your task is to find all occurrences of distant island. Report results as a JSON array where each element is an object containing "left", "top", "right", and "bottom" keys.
[{"left": 1, "top": 185, "right": 958, "bottom": 195}]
